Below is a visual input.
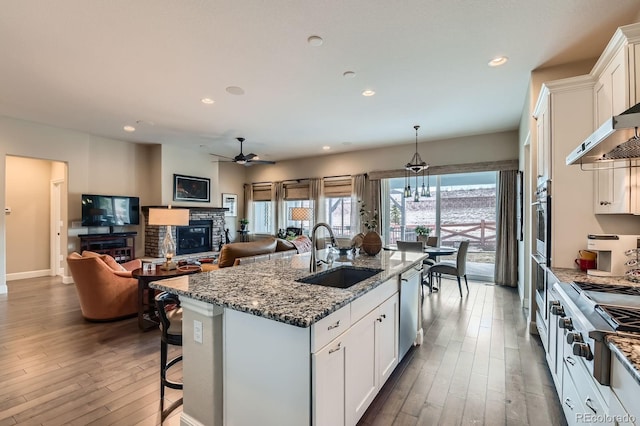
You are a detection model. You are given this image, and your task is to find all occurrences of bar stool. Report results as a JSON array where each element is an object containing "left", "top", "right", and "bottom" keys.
[{"left": 155, "top": 292, "right": 183, "bottom": 406}]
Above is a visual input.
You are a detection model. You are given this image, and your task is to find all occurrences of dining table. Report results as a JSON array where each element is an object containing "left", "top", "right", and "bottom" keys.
[{"left": 385, "top": 244, "right": 457, "bottom": 292}]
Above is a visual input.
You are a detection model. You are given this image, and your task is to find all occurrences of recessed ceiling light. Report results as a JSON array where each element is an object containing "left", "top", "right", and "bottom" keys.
[
  {"left": 226, "top": 86, "right": 245, "bottom": 95},
  {"left": 362, "top": 90, "right": 376, "bottom": 97},
  {"left": 322, "top": 146, "right": 331, "bottom": 150},
  {"left": 343, "top": 71, "right": 356, "bottom": 79},
  {"left": 201, "top": 97, "right": 215, "bottom": 104},
  {"left": 488, "top": 56, "right": 509, "bottom": 67},
  {"left": 123, "top": 125, "right": 136, "bottom": 132},
  {"left": 307, "top": 35, "right": 324, "bottom": 46}
]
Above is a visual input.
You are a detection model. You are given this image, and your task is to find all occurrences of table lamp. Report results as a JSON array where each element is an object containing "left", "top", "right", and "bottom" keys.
[
  {"left": 148, "top": 206, "right": 190, "bottom": 270},
  {"left": 290, "top": 207, "right": 312, "bottom": 235}
]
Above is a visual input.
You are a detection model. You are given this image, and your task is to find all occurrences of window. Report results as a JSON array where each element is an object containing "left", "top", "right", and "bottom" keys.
[
  {"left": 325, "top": 196, "right": 352, "bottom": 237},
  {"left": 383, "top": 171, "right": 497, "bottom": 281},
  {"left": 252, "top": 201, "right": 273, "bottom": 234}
]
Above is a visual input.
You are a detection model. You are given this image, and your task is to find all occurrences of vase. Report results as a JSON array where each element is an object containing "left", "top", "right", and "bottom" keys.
[{"left": 362, "top": 231, "right": 382, "bottom": 256}]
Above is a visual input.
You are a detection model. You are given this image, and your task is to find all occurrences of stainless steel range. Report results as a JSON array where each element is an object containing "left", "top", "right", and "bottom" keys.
[
  {"left": 549, "top": 280, "right": 640, "bottom": 424},
  {"left": 553, "top": 281, "right": 640, "bottom": 385}
]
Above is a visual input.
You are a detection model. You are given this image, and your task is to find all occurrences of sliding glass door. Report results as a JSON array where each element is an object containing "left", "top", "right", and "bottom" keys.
[{"left": 383, "top": 171, "right": 497, "bottom": 281}]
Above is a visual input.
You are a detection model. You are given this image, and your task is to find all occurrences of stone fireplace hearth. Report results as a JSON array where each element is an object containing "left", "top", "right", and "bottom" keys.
[{"left": 142, "top": 206, "right": 227, "bottom": 258}]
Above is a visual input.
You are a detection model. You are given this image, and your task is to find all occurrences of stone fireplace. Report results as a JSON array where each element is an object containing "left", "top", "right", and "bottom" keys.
[{"left": 142, "top": 206, "right": 227, "bottom": 258}]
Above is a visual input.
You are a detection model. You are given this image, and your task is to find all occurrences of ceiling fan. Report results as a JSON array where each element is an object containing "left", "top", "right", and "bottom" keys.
[{"left": 211, "top": 137, "right": 275, "bottom": 166}]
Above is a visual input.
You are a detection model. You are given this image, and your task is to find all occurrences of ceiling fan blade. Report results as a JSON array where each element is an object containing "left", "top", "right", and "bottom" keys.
[
  {"left": 247, "top": 159, "right": 276, "bottom": 165},
  {"left": 209, "top": 153, "right": 236, "bottom": 161},
  {"left": 246, "top": 153, "right": 257, "bottom": 160}
]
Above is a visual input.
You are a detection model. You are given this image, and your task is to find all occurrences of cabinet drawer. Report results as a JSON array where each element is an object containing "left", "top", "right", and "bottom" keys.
[
  {"left": 311, "top": 303, "right": 351, "bottom": 353},
  {"left": 351, "top": 278, "right": 397, "bottom": 324},
  {"left": 562, "top": 363, "right": 586, "bottom": 426},
  {"left": 563, "top": 355, "right": 609, "bottom": 422}
]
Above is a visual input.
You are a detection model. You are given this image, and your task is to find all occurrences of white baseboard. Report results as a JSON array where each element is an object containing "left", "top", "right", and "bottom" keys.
[
  {"left": 181, "top": 413, "right": 206, "bottom": 426},
  {"left": 6, "top": 269, "right": 52, "bottom": 281},
  {"left": 62, "top": 275, "right": 74, "bottom": 284}
]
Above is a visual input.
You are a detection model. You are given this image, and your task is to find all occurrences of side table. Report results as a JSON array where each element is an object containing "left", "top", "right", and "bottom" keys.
[{"left": 132, "top": 265, "right": 202, "bottom": 331}]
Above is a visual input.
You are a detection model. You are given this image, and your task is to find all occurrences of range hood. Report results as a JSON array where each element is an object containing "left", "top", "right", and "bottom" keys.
[{"left": 566, "top": 103, "right": 640, "bottom": 165}]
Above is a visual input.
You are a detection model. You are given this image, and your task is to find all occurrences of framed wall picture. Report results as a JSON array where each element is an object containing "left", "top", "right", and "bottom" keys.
[
  {"left": 173, "top": 174, "right": 210, "bottom": 202},
  {"left": 222, "top": 193, "right": 237, "bottom": 216}
]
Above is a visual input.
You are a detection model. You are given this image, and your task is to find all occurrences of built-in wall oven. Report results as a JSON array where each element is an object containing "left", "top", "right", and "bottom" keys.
[{"left": 533, "top": 179, "right": 552, "bottom": 341}]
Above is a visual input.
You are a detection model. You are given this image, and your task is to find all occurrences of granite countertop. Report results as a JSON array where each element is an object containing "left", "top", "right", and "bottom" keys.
[
  {"left": 549, "top": 267, "right": 640, "bottom": 288},
  {"left": 606, "top": 334, "right": 640, "bottom": 385},
  {"left": 149, "top": 249, "right": 426, "bottom": 328}
]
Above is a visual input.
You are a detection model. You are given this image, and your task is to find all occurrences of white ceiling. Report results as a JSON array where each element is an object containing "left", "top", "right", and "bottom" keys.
[{"left": 1, "top": 1, "right": 640, "bottom": 162}]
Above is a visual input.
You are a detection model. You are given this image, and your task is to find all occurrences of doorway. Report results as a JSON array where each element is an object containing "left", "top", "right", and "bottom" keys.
[{"left": 5, "top": 156, "right": 67, "bottom": 281}]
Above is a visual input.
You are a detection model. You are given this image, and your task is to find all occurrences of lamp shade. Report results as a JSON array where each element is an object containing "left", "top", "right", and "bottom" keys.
[
  {"left": 290, "top": 207, "right": 312, "bottom": 221},
  {"left": 148, "top": 207, "right": 190, "bottom": 226}
]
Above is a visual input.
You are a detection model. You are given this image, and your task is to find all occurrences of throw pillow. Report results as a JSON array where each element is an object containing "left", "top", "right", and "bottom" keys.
[
  {"left": 291, "top": 235, "right": 313, "bottom": 253},
  {"left": 102, "top": 254, "right": 126, "bottom": 271}
]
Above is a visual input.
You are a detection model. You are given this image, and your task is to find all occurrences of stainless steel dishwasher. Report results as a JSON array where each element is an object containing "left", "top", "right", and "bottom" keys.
[{"left": 399, "top": 266, "right": 422, "bottom": 359}]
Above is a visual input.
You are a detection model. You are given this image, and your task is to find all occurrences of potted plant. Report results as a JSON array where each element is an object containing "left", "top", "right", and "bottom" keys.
[
  {"left": 415, "top": 225, "right": 431, "bottom": 236},
  {"left": 359, "top": 201, "right": 382, "bottom": 255},
  {"left": 239, "top": 218, "right": 249, "bottom": 231}
]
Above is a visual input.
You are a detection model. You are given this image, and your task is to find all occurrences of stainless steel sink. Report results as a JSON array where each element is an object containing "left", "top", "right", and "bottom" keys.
[{"left": 297, "top": 266, "right": 383, "bottom": 289}]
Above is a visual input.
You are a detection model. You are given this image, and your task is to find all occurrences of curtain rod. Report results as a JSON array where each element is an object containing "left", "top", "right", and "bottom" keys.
[{"left": 251, "top": 174, "right": 355, "bottom": 186}]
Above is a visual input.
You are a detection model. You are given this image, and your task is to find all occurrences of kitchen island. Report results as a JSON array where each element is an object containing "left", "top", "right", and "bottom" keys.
[{"left": 150, "top": 249, "right": 427, "bottom": 426}]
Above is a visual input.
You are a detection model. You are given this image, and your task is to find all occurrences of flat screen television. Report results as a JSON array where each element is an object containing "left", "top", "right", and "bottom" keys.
[{"left": 81, "top": 194, "right": 140, "bottom": 228}]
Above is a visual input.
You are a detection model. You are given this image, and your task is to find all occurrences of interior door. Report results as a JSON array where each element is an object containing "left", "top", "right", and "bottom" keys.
[{"left": 50, "top": 179, "right": 64, "bottom": 276}]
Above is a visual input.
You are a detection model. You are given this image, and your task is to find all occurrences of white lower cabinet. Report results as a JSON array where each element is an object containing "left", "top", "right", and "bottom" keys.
[
  {"left": 313, "top": 292, "right": 399, "bottom": 426},
  {"left": 376, "top": 294, "right": 399, "bottom": 385},
  {"left": 344, "top": 308, "right": 379, "bottom": 425},
  {"left": 610, "top": 355, "right": 640, "bottom": 426},
  {"left": 312, "top": 338, "right": 346, "bottom": 426}
]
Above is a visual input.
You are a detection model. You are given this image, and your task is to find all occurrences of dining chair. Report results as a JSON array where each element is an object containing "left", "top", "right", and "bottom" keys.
[
  {"left": 427, "top": 240, "right": 470, "bottom": 297},
  {"left": 396, "top": 240, "right": 424, "bottom": 252}
]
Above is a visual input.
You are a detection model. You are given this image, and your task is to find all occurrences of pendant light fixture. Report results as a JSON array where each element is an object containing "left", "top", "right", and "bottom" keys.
[{"left": 404, "top": 125, "right": 429, "bottom": 200}]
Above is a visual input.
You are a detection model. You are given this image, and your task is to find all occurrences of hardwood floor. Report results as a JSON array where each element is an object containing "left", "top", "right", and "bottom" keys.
[
  {"left": 0, "top": 276, "right": 182, "bottom": 426},
  {"left": 358, "top": 278, "right": 567, "bottom": 426},
  {"left": 0, "top": 275, "right": 565, "bottom": 425}
]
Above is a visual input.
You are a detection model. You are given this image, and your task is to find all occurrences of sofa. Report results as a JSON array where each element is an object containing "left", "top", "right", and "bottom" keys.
[
  {"left": 67, "top": 251, "right": 142, "bottom": 321},
  {"left": 201, "top": 236, "right": 312, "bottom": 271}
]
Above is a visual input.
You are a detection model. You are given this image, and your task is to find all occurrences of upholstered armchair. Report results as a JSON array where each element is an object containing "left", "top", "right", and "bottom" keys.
[{"left": 67, "top": 251, "right": 142, "bottom": 321}]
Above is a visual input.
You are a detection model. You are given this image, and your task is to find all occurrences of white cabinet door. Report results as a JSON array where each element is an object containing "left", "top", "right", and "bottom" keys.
[
  {"left": 313, "top": 338, "right": 345, "bottom": 426},
  {"left": 377, "top": 294, "right": 399, "bottom": 386},
  {"left": 594, "top": 161, "right": 632, "bottom": 214},
  {"left": 535, "top": 97, "right": 550, "bottom": 180},
  {"left": 595, "top": 47, "right": 627, "bottom": 125},
  {"left": 344, "top": 308, "right": 378, "bottom": 426}
]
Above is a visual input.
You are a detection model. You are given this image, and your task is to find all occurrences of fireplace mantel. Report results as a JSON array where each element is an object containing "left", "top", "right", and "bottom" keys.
[{"left": 141, "top": 206, "right": 228, "bottom": 213}]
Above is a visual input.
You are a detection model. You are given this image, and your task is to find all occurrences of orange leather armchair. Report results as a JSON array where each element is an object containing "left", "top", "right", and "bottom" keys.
[{"left": 67, "top": 251, "right": 142, "bottom": 321}]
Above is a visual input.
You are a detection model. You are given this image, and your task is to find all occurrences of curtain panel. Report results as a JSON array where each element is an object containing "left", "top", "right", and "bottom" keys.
[
  {"left": 310, "top": 178, "right": 323, "bottom": 226},
  {"left": 351, "top": 174, "right": 367, "bottom": 234},
  {"left": 273, "top": 182, "right": 285, "bottom": 233},
  {"left": 494, "top": 170, "right": 518, "bottom": 287}
]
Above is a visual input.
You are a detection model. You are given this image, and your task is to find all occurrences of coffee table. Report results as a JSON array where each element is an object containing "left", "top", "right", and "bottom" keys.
[{"left": 132, "top": 264, "right": 202, "bottom": 331}]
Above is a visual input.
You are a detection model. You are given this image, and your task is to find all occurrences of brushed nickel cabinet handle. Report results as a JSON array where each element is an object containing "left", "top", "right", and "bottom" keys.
[
  {"left": 564, "top": 398, "right": 575, "bottom": 410},
  {"left": 584, "top": 397, "right": 597, "bottom": 414},
  {"left": 328, "top": 342, "right": 342, "bottom": 354},
  {"left": 327, "top": 320, "right": 340, "bottom": 330},
  {"left": 565, "top": 356, "right": 576, "bottom": 366}
]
